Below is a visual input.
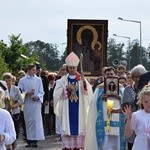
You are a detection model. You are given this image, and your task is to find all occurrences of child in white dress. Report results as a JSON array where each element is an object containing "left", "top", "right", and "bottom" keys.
[
  {"left": 0, "top": 87, "right": 16, "bottom": 150},
  {"left": 123, "top": 83, "right": 150, "bottom": 150}
]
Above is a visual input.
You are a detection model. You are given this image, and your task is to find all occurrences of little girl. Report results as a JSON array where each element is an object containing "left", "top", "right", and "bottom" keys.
[
  {"left": 0, "top": 87, "right": 16, "bottom": 150},
  {"left": 123, "top": 83, "right": 150, "bottom": 150}
]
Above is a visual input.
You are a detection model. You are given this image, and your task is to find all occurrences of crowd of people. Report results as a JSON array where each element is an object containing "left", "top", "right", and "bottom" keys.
[{"left": 0, "top": 51, "right": 150, "bottom": 150}]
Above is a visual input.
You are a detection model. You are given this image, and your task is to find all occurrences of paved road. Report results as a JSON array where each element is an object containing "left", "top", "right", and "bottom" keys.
[{"left": 16, "top": 134, "right": 61, "bottom": 150}]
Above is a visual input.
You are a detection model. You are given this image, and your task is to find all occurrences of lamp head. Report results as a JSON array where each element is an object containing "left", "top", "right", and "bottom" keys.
[
  {"left": 113, "top": 34, "right": 117, "bottom": 36},
  {"left": 118, "top": 17, "right": 123, "bottom": 20}
]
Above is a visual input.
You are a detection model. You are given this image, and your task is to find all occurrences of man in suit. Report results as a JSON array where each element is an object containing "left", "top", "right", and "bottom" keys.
[{"left": 35, "top": 63, "right": 49, "bottom": 131}]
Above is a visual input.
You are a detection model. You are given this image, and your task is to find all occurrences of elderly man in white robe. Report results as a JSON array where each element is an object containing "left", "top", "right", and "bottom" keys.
[
  {"left": 53, "top": 52, "right": 93, "bottom": 150},
  {"left": 84, "top": 66, "right": 126, "bottom": 150},
  {"left": 18, "top": 64, "right": 45, "bottom": 148}
]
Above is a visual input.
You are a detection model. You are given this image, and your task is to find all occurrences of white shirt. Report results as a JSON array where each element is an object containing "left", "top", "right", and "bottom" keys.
[
  {"left": 0, "top": 80, "right": 9, "bottom": 109},
  {"left": 8, "top": 85, "right": 23, "bottom": 115},
  {"left": 0, "top": 108, "right": 16, "bottom": 150}
]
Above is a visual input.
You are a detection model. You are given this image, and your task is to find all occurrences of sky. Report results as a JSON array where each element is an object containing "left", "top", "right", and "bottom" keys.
[{"left": 0, "top": 0, "right": 150, "bottom": 55}]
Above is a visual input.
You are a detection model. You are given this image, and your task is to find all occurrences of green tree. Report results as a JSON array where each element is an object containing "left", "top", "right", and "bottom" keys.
[
  {"left": 107, "top": 38, "right": 125, "bottom": 68},
  {"left": 25, "top": 40, "right": 61, "bottom": 71},
  {"left": 60, "top": 47, "right": 67, "bottom": 65},
  {"left": 1, "top": 34, "right": 36, "bottom": 75},
  {"left": 142, "top": 45, "right": 150, "bottom": 70},
  {"left": 147, "top": 45, "right": 150, "bottom": 70},
  {"left": 0, "top": 57, "right": 8, "bottom": 79},
  {"left": 0, "top": 42, "right": 9, "bottom": 78},
  {"left": 129, "top": 40, "right": 141, "bottom": 68},
  {"left": 129, "top": 40, "right": 149, "bottom": 69}
]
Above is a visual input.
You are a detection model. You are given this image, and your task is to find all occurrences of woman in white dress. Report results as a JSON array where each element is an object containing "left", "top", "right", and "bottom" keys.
[
  {"left": 0, "top": 87, "right": 16, "bottom": 150},
  {"left": 123, "top": 83, "right": 150, "bottom": 150}
]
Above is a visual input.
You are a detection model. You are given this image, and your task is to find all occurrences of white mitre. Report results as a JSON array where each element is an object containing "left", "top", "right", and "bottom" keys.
[{"left": 65, "top": 52, "right": 79, "bottom": 67}]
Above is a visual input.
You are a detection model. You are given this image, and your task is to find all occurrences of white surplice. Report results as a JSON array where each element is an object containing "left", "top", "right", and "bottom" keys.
[{"left": 18, "top": 74, "right": 45, "bottom": 140}]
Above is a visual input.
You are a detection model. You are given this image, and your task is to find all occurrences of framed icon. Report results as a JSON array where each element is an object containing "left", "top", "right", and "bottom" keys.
[
  {"left": 104, "top": 77, "right": 119, "bottom": 96},
  {"left": 67, "top": 19, "right": 108, "bottom": 76}
]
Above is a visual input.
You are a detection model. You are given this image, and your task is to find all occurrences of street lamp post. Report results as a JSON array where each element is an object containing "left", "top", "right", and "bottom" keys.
[
  {"left": 118, "top": 17, "right": 142, "bottom": 64},
  {"left": 113, "top": 34, "right": 131, "bottom": 70},
  {"left": 62, "top": 42, "right": 67, "bottom": 53}
]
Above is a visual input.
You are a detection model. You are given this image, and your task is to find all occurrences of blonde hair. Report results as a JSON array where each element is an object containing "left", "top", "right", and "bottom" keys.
[
  {"left": 18, "top": 70, "right": 25, "bottom": 76},
  {"left": 3, "top": 72, "right": 13, "bottom": 80},
  {"left": 137, "top": 82, "right": 150, "bottom": 109}
]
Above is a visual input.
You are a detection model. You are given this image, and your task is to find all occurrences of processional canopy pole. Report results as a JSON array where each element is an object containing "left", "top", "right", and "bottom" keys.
[{"left": 80, "top": 53, "right": 83, "bottom": 75}]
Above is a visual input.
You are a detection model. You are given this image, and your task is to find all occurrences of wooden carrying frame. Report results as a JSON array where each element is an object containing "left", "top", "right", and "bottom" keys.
[{"left": 104, "top": 77, "right": 119, "bottom": 96}]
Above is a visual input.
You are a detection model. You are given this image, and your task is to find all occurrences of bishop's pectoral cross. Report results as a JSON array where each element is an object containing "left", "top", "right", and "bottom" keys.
[{"left": 69, "top": 82, "right": 78, "bottom": 102}]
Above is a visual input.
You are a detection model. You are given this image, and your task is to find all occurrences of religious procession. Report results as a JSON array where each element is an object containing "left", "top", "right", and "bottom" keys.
[
  {"left": 0, "top": 51, "right": 150, "bottom": 150},
  {"left": 0, "top": 19, "right": 150, "bottom": 150}
]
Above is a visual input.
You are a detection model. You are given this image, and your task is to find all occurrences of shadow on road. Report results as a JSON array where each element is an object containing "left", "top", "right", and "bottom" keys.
[{"left": 16, "top": 134, "right": 61, "bottom": 150}]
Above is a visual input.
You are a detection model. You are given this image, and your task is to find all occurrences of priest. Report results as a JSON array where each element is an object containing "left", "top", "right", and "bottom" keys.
[{"left": 53, "top": 52, "right": 93, "bottom": 150}]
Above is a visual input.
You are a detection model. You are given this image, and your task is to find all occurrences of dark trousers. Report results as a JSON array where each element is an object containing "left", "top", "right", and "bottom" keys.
[
  {"left": 50, "top": 114, "right": 55, "bottom": 133},
  {"left": 27, "top": 140, "right": 37, "bottom": 144},
  {"left": 44, "top": 113, "right": 55, "bottom": 135},
  {"left": 20, "top": 111, "right": 26, "bottom": 138},
  {"left": 12, "top": 113, "right": 20, "bottom": 139},
  {"left": 41, "top": 105, "right": 45, "bottom": 128},
  {"left": 127, "top": 142, "right": 133, "bottom": 150}
]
